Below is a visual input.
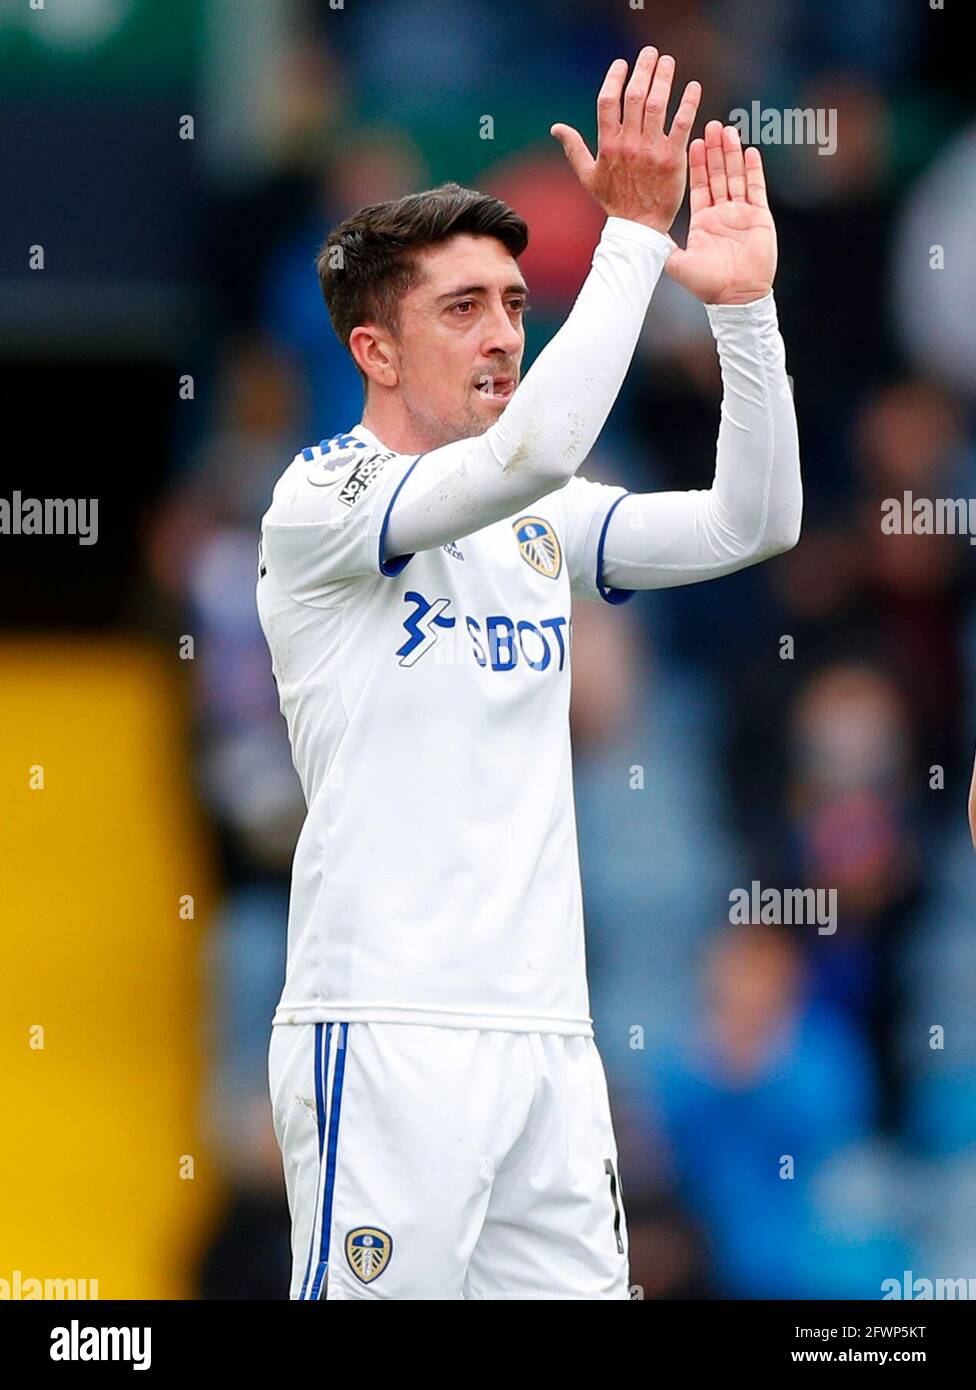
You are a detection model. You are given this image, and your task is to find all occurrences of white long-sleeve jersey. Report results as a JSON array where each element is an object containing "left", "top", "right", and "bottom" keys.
[{"left": 257, "top": 217, "right": 801, "bottom": 1034}]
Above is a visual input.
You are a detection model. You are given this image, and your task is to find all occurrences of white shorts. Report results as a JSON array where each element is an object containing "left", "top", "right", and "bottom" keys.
[{"left": 268, "top": 1021, "right": 631, "bottom": 1300}]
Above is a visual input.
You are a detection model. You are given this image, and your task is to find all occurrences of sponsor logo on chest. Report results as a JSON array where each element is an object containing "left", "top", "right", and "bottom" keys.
[
  {"left": 396, "top": 590, "right": 569, "bottom": 672},
  {"left": 391, "top": 512, "right": 569, "bottom": 672}
]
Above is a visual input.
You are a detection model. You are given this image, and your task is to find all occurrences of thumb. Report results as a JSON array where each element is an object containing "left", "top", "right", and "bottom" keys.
[
  {"left": 664, "top": 244, "right": 689, "bottom": 284},
  {"left": 663, "top": 246, "right": 684, "bottom": 281},
  {"left": 550, "top": 123, "right": 594, "bottom": 183}
]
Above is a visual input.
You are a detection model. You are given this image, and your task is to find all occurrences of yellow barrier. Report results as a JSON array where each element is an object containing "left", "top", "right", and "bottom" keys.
[{"left": 0, "top": 639, "right": 220, "bottom": 1298}]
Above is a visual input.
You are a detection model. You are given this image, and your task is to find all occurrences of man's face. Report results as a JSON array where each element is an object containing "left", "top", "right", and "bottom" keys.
[{"left": 386, "top": 234, "right": 528, "bottom": 448}]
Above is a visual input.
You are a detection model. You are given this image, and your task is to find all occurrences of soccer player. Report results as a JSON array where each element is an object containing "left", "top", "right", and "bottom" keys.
[{"left": 258, "top": 46, "right": 802, "bottom": 1299}]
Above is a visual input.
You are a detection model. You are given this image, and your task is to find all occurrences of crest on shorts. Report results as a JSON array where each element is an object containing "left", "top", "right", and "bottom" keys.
[
  {"left": 513, "top": 516, "right": 561, "bottom": 579},
  {"left": 345, "top": 1227, "right": 393, "bottom": 1285}
]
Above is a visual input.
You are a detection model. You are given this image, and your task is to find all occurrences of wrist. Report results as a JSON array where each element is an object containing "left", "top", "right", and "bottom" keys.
[
  {"left": 704, "top": 290, "right": 777, "bottom": 325},
  {"left": 602, "top": 215, "right": 676, "bottom": 256},
  {"left": 632, "top": 216, "right": 675, "bottom": 236},
  {"left": 705, "top": 287, "right": 774, "bottom": 308}
]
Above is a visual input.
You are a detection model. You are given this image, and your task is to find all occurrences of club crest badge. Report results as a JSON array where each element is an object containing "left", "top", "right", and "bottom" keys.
[
  {"left": 304, "top": 433, "right": 368, "bottom": 487},
  {"left": 345, "top": 1227, "right": 393, "bottom": 1285},
  {"left": 514, "top": 516, "right": 561, "bottom": 579}
]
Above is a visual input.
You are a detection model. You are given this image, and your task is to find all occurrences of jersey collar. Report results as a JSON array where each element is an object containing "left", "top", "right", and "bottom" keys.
[{"left": 350, "top": 422, "right": 387, "bottom": 452}]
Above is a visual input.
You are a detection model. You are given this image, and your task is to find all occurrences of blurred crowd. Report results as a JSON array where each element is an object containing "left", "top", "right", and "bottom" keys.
[{"left": 143, "top": 0, "right": 975, "bottom": 1297}]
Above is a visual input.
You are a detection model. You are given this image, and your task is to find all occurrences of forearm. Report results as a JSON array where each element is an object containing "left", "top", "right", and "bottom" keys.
[
  {"left": 383, "top": 218, "right": 673, "bottom": 558},
  {"left": 601, "top": 290, "right": 802, "bottom": 589}
]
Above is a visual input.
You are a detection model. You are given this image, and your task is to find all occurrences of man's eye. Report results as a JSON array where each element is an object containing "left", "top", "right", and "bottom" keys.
[
  {"left": 509, "top": 300, "right": 528, "bottom": 315},
  {"left": 452, "top": 301, "right": 475, "bottom": 315}
]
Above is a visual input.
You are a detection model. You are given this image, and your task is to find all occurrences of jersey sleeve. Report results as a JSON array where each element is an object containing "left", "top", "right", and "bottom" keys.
[
  {"left": 556, "top": 474, "right": 638, "bottom": 605},
  {"left": 260, "top": 436, "right": 423, "bottom": 605}
]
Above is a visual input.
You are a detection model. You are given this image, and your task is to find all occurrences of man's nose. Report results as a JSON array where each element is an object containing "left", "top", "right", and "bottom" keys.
[{"left": 483, "top": 304, "right": 522, "bottom": 357}]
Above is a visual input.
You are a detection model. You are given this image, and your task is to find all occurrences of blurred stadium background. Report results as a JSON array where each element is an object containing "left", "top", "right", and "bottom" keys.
[{"left": 2, "top": 0, "right": 974, "bottom": 1299}]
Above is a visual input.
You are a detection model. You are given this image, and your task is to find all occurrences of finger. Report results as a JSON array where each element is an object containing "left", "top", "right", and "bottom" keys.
[
  {"left": 667, "top": 80, "right": 702, "bottom": 152},
  {"left": 622, "top": 46, "right": 658, "bottom": 138},
  {"left": 744, "top": 143, "right": 769, "bottom": 208},
  {"left": 704, "top": 119, "right": 728, "bottom": 202},
  {"left": 596, "top": 57, "right": 629, "bottom": 146},
  {"left": 550, "top": 123, "right": 595, "bottom": 183},
  {"left": 723, "top": 124, "right": 747, "bottom": 200},
  {"left": 643, "top": 52, "right": 675, "bottom": 139},
  {"left": 688, "top": 138, "right": 711, "bottom": 213}
]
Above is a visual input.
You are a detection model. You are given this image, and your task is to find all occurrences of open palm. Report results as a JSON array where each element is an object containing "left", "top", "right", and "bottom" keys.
[{"left": 666, "top": 121, "right": 777, "bottom": 305}]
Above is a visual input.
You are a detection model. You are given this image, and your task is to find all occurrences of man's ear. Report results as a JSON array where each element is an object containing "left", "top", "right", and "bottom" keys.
[{"left": 349, "top": 325, "right": 399, "bottom": 389}]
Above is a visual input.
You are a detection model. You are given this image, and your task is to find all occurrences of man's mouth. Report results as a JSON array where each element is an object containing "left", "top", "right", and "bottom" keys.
[{"left": 475, "top": 376, "right": 516, "bottom": 401}]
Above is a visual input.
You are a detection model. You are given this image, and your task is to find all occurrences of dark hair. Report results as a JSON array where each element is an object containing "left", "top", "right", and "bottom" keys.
[{"left": 317, "top": 182, "right": 528, "bottom": 390}]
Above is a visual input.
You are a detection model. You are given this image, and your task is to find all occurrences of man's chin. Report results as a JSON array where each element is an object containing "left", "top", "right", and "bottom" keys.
[
  {"left": 462, "top": 392, "right": 512, "bottom": 436},
  {"left": 417, "top": 393, "right": 514, "bottom": 448}
]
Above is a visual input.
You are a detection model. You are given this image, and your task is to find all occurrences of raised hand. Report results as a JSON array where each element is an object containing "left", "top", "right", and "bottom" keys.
[
  {"left": 665, "top": 121, "right": 777, "bottom": 305},
  {"left": 551, "top": 47, "right": 701, "bottom": 236}
]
